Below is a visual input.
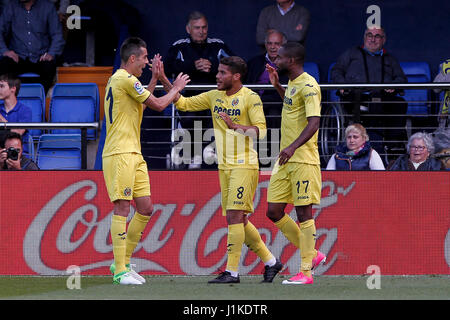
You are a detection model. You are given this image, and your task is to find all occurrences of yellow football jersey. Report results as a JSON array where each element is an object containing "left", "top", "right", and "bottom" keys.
[
  {"left": 175, "top": 86, "right": 267, "bottom": 170},
  {"left": 102, "top": 69, "right": 151, "bottom": 157},
  {"left": 281, "top": 72, "right": 321, "bottom": 165}
]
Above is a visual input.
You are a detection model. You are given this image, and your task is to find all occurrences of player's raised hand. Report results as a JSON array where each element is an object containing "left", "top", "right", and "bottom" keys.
[
  {"left": 266, "top": 63, "right": 279, "bottom": 87},
  {"left": 150, "top": 54, "right": 162, "bottom": 78},
  {"left": 173, "top": 73, "right": 191, "bottom": 91}
]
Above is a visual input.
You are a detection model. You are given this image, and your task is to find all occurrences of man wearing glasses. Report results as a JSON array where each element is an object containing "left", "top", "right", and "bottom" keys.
[{"left": 330, "top": 25, "right": 408, "bottom": 164}]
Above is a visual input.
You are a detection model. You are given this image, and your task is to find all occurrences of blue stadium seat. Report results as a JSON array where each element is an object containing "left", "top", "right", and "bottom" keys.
[
  {"left": 36, "top": 133, "right": 82, "bottom": 170},
  {"left": 17, "top": 83, "right": 46, "bottom": 141},
  {"left": 304, "top": 62, "right": 320, "bottom": 83},
  {"left": 49, "top": 83, "right": 99, "bottom": 140},
  {"left": 19, "top": 72, "right": 40, "bottom": 79},
  {"left": 400, "top": 62, "right": 431, "bottom": 114}
]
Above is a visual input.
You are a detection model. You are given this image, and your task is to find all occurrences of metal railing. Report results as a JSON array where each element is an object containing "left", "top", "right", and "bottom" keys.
[
  {"left": 2, "top": 122, "right": 98, "bottom": 169},
  {"left": 145, "top": 83, "right": 449, "bottom": 169}
]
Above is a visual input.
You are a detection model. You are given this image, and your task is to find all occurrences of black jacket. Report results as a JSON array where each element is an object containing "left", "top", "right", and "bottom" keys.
[
  {"left": 387, "top": 154, "right": 444, "bottom": 171},
  {"left": 164, "top": 37, "right": 234, "bottom": 88},
  {"left": 331, "top": 46, "right": 407, "bottom": 96}
]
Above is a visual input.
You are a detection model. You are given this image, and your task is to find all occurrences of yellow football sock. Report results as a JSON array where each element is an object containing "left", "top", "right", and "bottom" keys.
[
  {"left": 299, "top": 219, "right": 317, "bottom": 277},
  {"left": 274, "top": 214, "right": 301, "bottom": 249},
  {"left": 125, "top": 212, "right": 151, "bottom": 265},
  {"left": 111, "top": 215, "right": 127, "bottom": 275},
  {"left": 226, "top": 223, "right": 245, "bottom": 273},
  {"left": 244, "top": 221, "right": 274, "bottom": 264}
]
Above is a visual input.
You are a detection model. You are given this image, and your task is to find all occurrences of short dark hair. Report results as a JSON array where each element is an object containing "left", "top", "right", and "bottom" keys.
[
  {"left": 219, "top": 56, "right": 247, "bottom": 80},
  {"left": 120, "top": 37, "right": 147, "bottom": 63},
  {"left": 187, "top": 11, "right": 207, "bottom": 24},
  {"left": 0, "top": 74, "right": 21, "bottom": 97},
  {"left": 4, "top": 131, "right": 23, "bottom": 147},
  {"left": 281, "top": 42, "right": 305, "bottom": 65}
]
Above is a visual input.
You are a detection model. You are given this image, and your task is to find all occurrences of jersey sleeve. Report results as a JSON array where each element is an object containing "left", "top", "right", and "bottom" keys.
[
  {"left": 175, "top": 91, "right": 212, "bottom": 112},
  {"left": 302, "top": 83, "right": 321, "bottom": 118},
  {"left": 123, "top": 76, "right": 151, "bottom": 103},
  {"left": 247, "top": 92, "right": 267, "bottom": 140}
]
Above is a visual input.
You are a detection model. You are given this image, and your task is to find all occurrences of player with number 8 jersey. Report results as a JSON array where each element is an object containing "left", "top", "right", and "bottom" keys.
[{"left": 159, "top": 56, "right": 284, "bottom": 284}]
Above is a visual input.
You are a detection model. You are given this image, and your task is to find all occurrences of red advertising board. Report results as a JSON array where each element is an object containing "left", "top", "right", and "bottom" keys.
[{"left": 1, "top": 171, "right": 449, "bottom": 275}]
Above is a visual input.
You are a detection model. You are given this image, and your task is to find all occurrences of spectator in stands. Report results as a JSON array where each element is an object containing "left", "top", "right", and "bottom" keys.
[
  {"left": 49, "top": 0, "right": 70, "bottom": 22},
  {"left": 330, "top": 25, "right": 408, "bottom": 158},
  {"left": 0, "top": 74, "right": 32, "bottom": 153},
  {"left": 0, "top": 0, "right": 65, "bottom": 94},
  {"left": 256, "top": 0, "right": 310, "bottom": 48},
  {"left": 49, "top": 0, "right": 70, "bottom": 40},
  {"left": 433, "top": 58, "right": 450, "bottom": 128},
  {"left": 326, "top": 123, "right": 385, "bottom": 170},
  {"left": 387, "top": 132, "right": 445, "bottom": 170},
  {"left": 164, "top": 11, "right": 234, "bottom": 169},
  {"left": 247, "top": 29, "right": 288, "bottom": 130},
  {"left": 0, "top": 131, "right": 39, "bottom": 170}
]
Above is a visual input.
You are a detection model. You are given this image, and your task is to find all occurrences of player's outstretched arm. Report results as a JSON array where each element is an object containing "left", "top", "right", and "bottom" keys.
[
  {"left": 144, "top": 72, "right": 190, "bottom": 112},
  {"left": 266, "top": 64, "right": 285, "bottom": 99}
]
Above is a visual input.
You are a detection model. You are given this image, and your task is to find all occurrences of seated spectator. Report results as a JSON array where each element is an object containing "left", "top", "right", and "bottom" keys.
[
  {"left": 433, "top": 58, "right": 450, "bottom": 128},
  {"left": 432, "top": 127, "right": 450, "bottom": 170},
  {"left": 0, "top": 131, "right": 38, "bottom": 170},
  {"left": 326, "top": 123, "right": 385, "bottom": 170},
  {"left": 387, "top": 132, "right": 445, "bottom": 171},
  {"left": 256, "top": 0, "right": 310, "bottom": 48},
  {"left": 0, "top": 0, "right": 65, "bottom": 94},
  {"left": 0, "top": 74, "right": 32, "bottom": 154},
  {"left": 164, "top": 11, "right": 234, "bottom": 169},
  {"left": 247, "top": 29, "right": 288, "bottom": 130},
  {"left": 330, "top": 25, "right": 408, "bottom": 158}
]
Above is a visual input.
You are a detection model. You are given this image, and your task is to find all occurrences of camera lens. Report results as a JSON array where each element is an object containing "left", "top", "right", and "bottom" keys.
[{"left": 7, "top": 147, "right": 19, "bottom": 161}]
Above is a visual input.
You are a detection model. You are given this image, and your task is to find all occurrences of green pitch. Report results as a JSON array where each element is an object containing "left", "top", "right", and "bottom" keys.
[{"left": 1, "top": 275, "right": 448, "bottom": 300}]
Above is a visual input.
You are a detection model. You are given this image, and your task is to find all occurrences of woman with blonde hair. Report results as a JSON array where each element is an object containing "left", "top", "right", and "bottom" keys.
[{"left": 326, "top": 123, "right": 385, "bottom": 170}]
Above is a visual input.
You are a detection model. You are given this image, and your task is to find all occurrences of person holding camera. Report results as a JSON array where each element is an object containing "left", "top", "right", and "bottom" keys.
[
  {"left": 0, "top": 131, "right": 38, "bottom": 170},
  {"left": 330, "top": 25, "right": 408, "bottom": 160}
]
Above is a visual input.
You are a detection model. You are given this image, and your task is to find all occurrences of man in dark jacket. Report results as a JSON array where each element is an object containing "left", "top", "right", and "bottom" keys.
[
  {"left": 164, "top": 11, "right": 234, "bottom": 169},
  {"left": 331, "top": 26, "right": 408, "bottom": 158},
  {"left": 247, "top": 29, "right": 288, "bottom": 130}
]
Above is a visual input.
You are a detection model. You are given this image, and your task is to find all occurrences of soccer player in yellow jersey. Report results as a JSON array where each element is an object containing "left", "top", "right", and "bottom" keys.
[
  {"left": 159, "top": 56, "right": 283, "bottom": 283},
  {"left": 102, "top": 37, "right": 190, "bottom": 285},
  {"left": 265, "top": 42, "right": 326, "bottom": 284}
]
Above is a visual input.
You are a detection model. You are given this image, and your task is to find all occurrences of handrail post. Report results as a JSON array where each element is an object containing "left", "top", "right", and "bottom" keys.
[{"left": 81, "top": 128, "right": 87, "bottom": 169}]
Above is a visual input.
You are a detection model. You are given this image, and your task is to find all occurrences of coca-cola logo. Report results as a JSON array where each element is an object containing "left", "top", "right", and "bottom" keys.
[{"left": 22, "top": 178, "right": 356, "bottom": 275}]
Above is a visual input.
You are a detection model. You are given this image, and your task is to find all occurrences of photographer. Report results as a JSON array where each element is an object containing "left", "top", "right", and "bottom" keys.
[{"left": 0, "top": 132, "right": 38, "bottom": 170}]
